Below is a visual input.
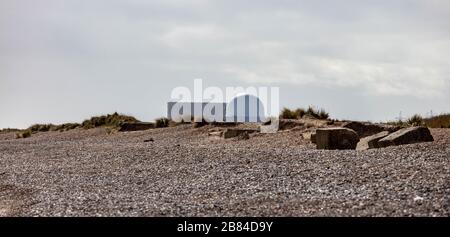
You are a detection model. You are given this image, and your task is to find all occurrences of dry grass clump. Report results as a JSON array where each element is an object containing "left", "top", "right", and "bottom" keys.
[
  {"left": 155, "top": 117, "right": 170, "bottom": 128},
  {"left": 424, "top": 114, "right": 450, "bottom": 128},
  {"left": 81, "top": 112, "right": 139, "bottom": 129},
  {"left": 0, "top": 128, "right": 21, "bottom": 133},
  {"left": 13, "top": 112, "right": 140, "bottom": 138},
  {"left": 407, "top": 114, "right": 424, "bottom": 126},
  {"left": 280, "top": 106, "right": 329, "bottom": 120},
  {"left": 51, "top": 123, "right": 80, "bottom": 132}
]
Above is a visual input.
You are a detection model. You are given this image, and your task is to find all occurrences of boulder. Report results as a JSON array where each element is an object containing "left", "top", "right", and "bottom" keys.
[
  {"left": 356, "top": 131, "right": 390, "bottom": 150},
  {"left": 378, "top": 126, "right": 434, "bottom": 148},
  {"left": 316, "top": 128, "right": 360, "bottom": 150},
  {"left": 119, "top": 122, "right": 155, "bottom": 132},
  {"left": 222, "top": 128, "right": 257, "bottom": 139},
  {"left": 343, "top": 121, "right": 399, "bottom": 138}
]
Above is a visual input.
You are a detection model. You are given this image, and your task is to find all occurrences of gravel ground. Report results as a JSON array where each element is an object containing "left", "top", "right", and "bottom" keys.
[{"left": 0, "top": 125, "right": 449, "bottom": 217}]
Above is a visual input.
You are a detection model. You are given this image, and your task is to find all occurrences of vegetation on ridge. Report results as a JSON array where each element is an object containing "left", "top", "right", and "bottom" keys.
[{"left": 280, "top": 106, "right": 329, "bottom": 120}]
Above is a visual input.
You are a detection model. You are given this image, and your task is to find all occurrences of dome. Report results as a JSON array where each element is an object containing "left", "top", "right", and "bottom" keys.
[{"left": 225, "top": 94, "right": 266, "bottom": 122}]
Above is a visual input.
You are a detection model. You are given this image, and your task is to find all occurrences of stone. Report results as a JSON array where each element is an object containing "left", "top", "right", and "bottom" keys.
[
  {"left": 378, "top": 126, "right": 434, "bottom": 148},
  {"left": 302, "top": 132, "right": 312, "bottom": 140},
  {"left": 316, "top": 128, "right": 359, "bottom": 150},
  {"left": 342, "top": 121, "right": 397, "bottom": 138},
  {"left": 222, "top": 129, "right": 257, "bottom": 139},
  {"left": 208, "top": 131, "right": 223, "bottom": 137},
  {"left": 143, "top": 138, "right": 154, "bottom": 142},
  {"left": 356, "top": 131, "right": 390, "bottom": 150},
  {"left": 302, "top": 131, "right": 317, "bottom": 144},
  {"left": 119, "top": 122, "right": 155, "bottom": 132}
]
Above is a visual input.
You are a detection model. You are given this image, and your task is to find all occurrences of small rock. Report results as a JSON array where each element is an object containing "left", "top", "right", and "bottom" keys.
[
  {"left": 143, "top": 138, "right": 154, "bottom": 142},
  {"left": 413, "top": 195, "right": 424, "bottom": 204}
]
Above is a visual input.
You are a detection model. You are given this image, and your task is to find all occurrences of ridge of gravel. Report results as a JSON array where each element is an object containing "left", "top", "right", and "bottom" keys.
[{"left": 0, "top": 126, "right": 449, "bottom": 216}]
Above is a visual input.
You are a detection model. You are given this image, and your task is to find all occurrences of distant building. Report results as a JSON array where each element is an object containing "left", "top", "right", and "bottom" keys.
[{"left": 168, "top": 94, "right": 267, "bottom": 123}]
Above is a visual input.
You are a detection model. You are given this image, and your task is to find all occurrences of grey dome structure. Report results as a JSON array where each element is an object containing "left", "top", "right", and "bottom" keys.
[{"left": 226, "top": 94, "right": 267, "bottom": 123}]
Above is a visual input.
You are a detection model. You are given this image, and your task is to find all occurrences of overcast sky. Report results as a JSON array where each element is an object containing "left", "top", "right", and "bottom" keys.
[{"left": 1, "top": 0, "right": 449, "bottom": 128}]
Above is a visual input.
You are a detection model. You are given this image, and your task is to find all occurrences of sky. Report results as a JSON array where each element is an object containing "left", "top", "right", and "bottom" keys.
[{"left": 1, "top": 0, "right": 449, "bottom": 128}]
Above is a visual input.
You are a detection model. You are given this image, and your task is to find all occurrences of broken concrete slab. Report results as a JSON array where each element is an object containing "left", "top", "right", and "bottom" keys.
[
  {"left": 316, "top": 128, "right": 359, "bottom": 150},
  {"left": 378, "top": 126, "right": 434, "bottom": 148},
  {"left": 343, "top": 121, "right": 399, "bottom": 138},
  {"left": 356, "top": 131, "right": 390, "bottom": 150},
  {"left": 119, "top": 122, "right": 155, "bottom": 132}
]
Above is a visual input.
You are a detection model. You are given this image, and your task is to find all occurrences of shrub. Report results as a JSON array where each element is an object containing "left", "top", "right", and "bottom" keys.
[
  {"left": 16, "top": 130, "right": 31, "bottom": 139},
  {"left": 305, "top": 106, "right": 329, "bottom": 119},
  {"left": 0, "top": 128, "right": 21, "bottom": 133},
  {"left": 81, "top": 112, "right": 139, "bottom": 129},
  {"left": 280, "top": 106, "right": 329, "bottom": 120},
  {"left": 280, "top": 107, "right": 306, "bottom": 119},
  {"left": 318, "top": 109, "right": 330, "bottom": 120},
  {"left": 294, "top": 108, "right": 306, "bottom": 118},
  {"left": 386, "top": 120, "right": 408, "bottom": 128},
  {"left": 155, "top": 117, "right": 170, "bottom": 128},
  {"left": 424, "top": 113, "right": 450, "bottom": 128},
  {"left": 280, "top": 108, "right": 297, "bottom": 119},
  {"left": 51, "top": 123, "right": 80, "bottom": 132},
  {"left": 26, "top": 123, "right": 82, "bottom": 133},
  {"left": 407, "top": 114, "right": 424, "bottom": 126},
  {"left": 28, "top": 124, "right": 54, "bottom": 133}
]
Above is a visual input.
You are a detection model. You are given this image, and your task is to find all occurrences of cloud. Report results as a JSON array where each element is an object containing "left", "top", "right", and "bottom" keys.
[{"left": 1, "top": 0, "right": 449, "bottom": 127}]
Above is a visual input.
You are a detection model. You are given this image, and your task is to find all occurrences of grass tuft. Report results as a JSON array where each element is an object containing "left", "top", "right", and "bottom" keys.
[
  {"left": 407, "top": 114, "right": 424, "bottom": 126},
  {"left": 155, "top": 117, "right": 170, "bottom": 128},
  {"left": 281, "top": 106, "right": 329, "bottom": 120}
]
